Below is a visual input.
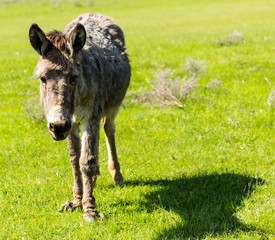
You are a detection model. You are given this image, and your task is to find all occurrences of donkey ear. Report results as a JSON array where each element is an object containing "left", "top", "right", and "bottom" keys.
[
  {"left": 68, "top": 23, "right": 86, "bottom": 57},
  {"left": 29, "top": 24, "right": 51, "bottom": 56}
]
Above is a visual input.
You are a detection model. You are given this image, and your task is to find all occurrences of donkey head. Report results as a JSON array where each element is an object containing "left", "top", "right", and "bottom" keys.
[{"left": 29, "top": 23, "right": 86, "bottom": 140}]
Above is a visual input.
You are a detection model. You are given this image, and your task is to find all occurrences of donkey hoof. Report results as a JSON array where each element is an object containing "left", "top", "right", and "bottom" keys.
[
  {"left": 83, "top": 209, "right": 105, "bottom": 222},
  {"left": 114, "top": 176, "right": 124, "bottom": 185},
  {"left": 59, "top": 200, "right": 81, "bottom": 212}
]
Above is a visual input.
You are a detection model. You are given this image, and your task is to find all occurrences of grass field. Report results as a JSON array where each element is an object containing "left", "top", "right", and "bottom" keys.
[{"left": 0, "top": 0, "right": 274, "bottom": 239}]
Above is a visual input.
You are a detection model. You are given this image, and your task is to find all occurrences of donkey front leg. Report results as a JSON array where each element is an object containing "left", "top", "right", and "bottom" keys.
[
  {"left": 59, "top": 125, "right": 82, "bottom": 212},
  {"left": 80, "top": 119, "right": 103, "bottom": 222}
]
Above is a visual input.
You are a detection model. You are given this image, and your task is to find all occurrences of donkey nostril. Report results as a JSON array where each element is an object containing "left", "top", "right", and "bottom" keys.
[{"left": 49, "top": 123, "right": 55, "bottom": 132}]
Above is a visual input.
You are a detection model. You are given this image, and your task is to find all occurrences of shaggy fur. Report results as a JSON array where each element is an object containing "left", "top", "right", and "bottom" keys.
[{"left": 29, "top": 13, "right": 131, "bottom": 221}]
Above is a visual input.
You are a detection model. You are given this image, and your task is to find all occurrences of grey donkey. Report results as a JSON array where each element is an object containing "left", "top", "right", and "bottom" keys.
[{"left": 29, "top": 13, "right": 131, "bottom": 222}]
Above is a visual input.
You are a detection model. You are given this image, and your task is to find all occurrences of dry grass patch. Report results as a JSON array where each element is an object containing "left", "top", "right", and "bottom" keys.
[
  {"left": 205, "top": 79, "right": 223, "bottom": 89},
  {"left": 185, "top": 57, "right": 207, "bottom": 76},
  {"left": 141, "top": 69, "right": 198, "bottom": 108},
  {"left": 25, "top": 96, "right": 45, "bottom": 122},
  {"left": 214, "top": 30, "right": 244, "bottom": 46},
  {"left": 132, "top": 58, "right": 208, "bottom": 108}
]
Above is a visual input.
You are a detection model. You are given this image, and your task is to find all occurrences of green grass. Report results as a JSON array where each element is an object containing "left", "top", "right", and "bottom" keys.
[{"left": 0, "top": 0, "right": 274, "bottom": 239}]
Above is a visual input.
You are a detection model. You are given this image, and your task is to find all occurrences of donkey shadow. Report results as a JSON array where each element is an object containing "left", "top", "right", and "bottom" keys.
[{"left": 124, "top": 173, "right": 264, "bottom": 239}]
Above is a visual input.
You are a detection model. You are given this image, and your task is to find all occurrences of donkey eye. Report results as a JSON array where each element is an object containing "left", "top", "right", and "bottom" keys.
[
  {"left": 69, "top": 76, "right": 77, "bottom": 85},
  {"left": 40, "top": 77, "right": 47, "bottom": 84}
]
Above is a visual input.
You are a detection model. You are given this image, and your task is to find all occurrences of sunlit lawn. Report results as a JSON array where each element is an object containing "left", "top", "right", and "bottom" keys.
[{"left": 0, "top": 0, "right": 274, "bottom": 239}]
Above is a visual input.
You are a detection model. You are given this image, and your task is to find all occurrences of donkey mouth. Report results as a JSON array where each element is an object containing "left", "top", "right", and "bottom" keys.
[
  {"left": 48, "top": 120, "right": 71, "bottom": 141},
  {"left": 51, "top": 133, "right": 69, "bottom": 141}
]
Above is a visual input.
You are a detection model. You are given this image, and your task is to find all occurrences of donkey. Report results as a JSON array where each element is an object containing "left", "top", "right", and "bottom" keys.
[{"left": 29, "top": 13, "right": 131, "bottom": 222}]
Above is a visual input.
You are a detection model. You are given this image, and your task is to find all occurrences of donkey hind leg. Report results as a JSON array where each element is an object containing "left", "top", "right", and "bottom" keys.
[
  {"left": 59, "top": 125, "right": 82, "bottom": 212},
  {"left": 103, "top": 116, "right": 124, "bottom": 185}
]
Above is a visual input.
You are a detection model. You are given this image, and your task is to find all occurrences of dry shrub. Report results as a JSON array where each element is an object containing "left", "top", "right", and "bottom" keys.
[
  {"left": 25, "top": 97, "right": 45, "bottom": 122},
  {"left": 145, "top": 69, "right": 198, "bottom": 108},
  {"left": 185, "top": 57, "right": 206, "bottom": 76},
  {"left": 205, "top": 79, "right": 223, "bottom": 89},
  {"left": 179, "top": 75, "right": 198, "bottom": 99},
  {"left": 131, "top": 58, "right": 206, "bottom": 108},
  {"left": 214, "top": 30, "right": 244, "bottom": 46}
]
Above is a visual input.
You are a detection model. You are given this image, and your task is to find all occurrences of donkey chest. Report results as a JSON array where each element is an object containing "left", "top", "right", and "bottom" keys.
[{"left": 72, "top": 106, "right": 91, "bottom": 124}]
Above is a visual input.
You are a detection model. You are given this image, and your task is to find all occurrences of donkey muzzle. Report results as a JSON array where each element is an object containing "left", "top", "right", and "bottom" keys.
[{"left": 48, "top": 120, "right": 71, "bottom": 141}]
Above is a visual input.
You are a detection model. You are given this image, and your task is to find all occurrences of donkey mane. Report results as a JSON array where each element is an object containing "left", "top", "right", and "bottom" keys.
[
  {"left": 34, "top": 30, "right": 76, "bottom": 78},
  {"left": 47, "top": 30, "right": 70, "bottom": 55}
]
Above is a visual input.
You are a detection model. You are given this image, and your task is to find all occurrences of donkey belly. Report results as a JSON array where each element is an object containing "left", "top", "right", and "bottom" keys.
[{"left": 104, "top": 68, "right": 130, "bottom": 111}]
